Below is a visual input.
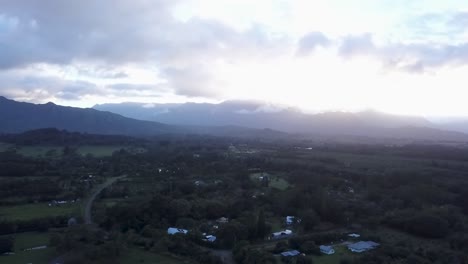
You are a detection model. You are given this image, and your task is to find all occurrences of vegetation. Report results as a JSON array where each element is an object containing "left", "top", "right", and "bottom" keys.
[{"left": 0, "top": 130, "right": 468, "bottom": 263}]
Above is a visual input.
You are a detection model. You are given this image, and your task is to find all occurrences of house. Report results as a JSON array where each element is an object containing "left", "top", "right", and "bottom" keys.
[
  {"left": 271, "top": 229, "right": 293, "bottom": 239},
  {"left": 320, "top": 245, "right": 335, "bottom": 255},
  {"left": 167, "top": 227, "right": 188, "bottom": 235},
  {"left": 216, "top": 217, "right": 229, "bottom": 224},
  {"left": 286, "top": 216, "right": 295, "bottom": 225},
  {"left": 348, "top": 233, "right": 360, "bottom": 238},
  {"left": 203, "top": 235, "right": 217, "bottom": 242},
  {"left": 280, "top": 250, "right": 301, "bottom": 257},
  {"left": 347, "top": 241, "right": 380, "bottom": 253}
]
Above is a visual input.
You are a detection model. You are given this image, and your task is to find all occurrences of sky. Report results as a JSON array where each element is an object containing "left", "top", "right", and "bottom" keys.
[{"left": 1, "top": 0, "right": 468, "bottom": 117}]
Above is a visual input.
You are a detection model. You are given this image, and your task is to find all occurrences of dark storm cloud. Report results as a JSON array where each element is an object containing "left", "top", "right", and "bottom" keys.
[{"left": 296, "top": 32, "right": 331, "bottom": 55}]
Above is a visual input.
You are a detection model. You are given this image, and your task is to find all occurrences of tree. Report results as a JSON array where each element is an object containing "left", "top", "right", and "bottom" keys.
[
  {"left": 273, "top": 241, "right": 289, "bottom": 253},
  {"left": 296, "top": 255, "right": 314, "bottom": 264},
  {"left": 301, "top": 209, "right": 319, "bottom": 232},
  {"left": 0, "top": 236, "right": 14, "bottom": 254},
  {"left": 300, "top": 240, "right": 320, "bottom": 255},
  {"left": 256, "top": 210, "right": 267, "bottom": 240}
]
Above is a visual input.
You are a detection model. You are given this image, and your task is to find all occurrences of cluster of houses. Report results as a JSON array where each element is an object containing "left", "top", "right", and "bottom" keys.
[
  {"left": 167, "top": 215, "right": 379, "bottom": 256},
  {"left": 166, "top": 217, "right": 228, "bottom": 243},
  {"left": 276, "top": 232, "right": 379, "bottom": 259},
  {"left": 318, "top": 233, "right": 380, "bottom": 255},
  {"left": 167, "top": 227, "right": 217, "bottom": 243}
]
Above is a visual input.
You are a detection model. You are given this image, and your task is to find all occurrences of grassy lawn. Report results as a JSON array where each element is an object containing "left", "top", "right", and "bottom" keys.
[
  {"left": 0, "top": 232, "right": 54, "bottom": 264},
  {"left": 13, "top": 232, "right": 50, "bottom": 251},
  {"left": 0, "top": 248, "right": 55, "bottom": 264},
  {"left": 0, "top": 142, "right": 13, "bottom": 152},
  {"left": 0, "top": 202, "right": 81, "bottom": 221},
  {"left": 120, "top": 247, "right": 190, "bottom": 264},
  {"left": 77, "top": 145, "right": 124, "bottom": 157},
  {"left": 77, "top": 145, "right": 147, "bottom": 157},
  {"left": 17, "top": 146, "right": 63, "bottom": 158},
  {"left": 98, "top": 198, "right": 126, "bottom": 207},
  {"left": 312, "top": 245, "right": 354, "bottom": 264},
  {"left": 269, "top": 178, "right": 291, "bottom": 190},
  {"left": 250, "top": 173, "right": 291, "bottom": 190}
]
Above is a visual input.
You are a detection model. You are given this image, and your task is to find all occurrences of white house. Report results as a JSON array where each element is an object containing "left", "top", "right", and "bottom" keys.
[
  {"left": 286, "top": 216, "right": 295, "bottom": 225},
  {"left": 271, "top": 229, "right": 293, "bottom": 239},
  {"left": 216, "top": 217, "right": 229, "bottom": 224},
  {"left": 203, "top": 235, "right": 217, "bottom": 242},
  {"left": 167, "top": 227, "right": 188, "bottom": 235},
  {"left": 280, "top": 250, "right": 301, "bottom": 257},
  {"left": 348, "top": 233, "right": 360, "bottom": 238},
  {"left": 320, "top": 245, "right": 335, "bottom": 255},
  {"left": 347, "top": 241, "right": 380, "bottom": 253}
]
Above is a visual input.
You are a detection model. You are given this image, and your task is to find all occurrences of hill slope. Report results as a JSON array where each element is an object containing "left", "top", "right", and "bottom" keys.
[{"left": 0, "top": 96, "right": 177, "bottom": 135}]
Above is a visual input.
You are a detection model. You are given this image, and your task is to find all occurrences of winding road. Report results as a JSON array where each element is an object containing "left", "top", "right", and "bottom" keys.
[
  {"left": 49, "top": 175, "right": 126, "bottom": 264},
  {"left": 84, "top": 175, "right": 127, "bottom": 224}
]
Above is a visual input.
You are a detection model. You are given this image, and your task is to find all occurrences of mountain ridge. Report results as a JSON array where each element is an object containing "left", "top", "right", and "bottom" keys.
[{"left": 1, "top": 96, "right": 468, "bottom": 142}]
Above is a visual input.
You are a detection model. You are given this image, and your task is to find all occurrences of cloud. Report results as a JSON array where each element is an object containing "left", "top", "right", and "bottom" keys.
[
  {"left": 336, "top": 33, "right": 468, "bottom": 73},
  {"left": 0, "top": 70, "right": 101, "bottom": 102},
  {"left": 297, "top": 32, "right": 331, "bottom": 55},
  {"left": 0, "top": 0, "right": 287, "bottom": 99},
  {"left": 162, "top": 65, "right": 224, "bottom": 98}
]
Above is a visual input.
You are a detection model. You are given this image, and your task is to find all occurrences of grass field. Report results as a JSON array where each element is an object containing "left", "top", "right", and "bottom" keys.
[
  {"left": 313, "top": 246, "right": 354, "bottom": 264},
  {"left": 0, "top": 232, "right": 54, "bottom": 264},
  {"left": 0, "top": 248, "right": 55, "bottom": 264},
  {"left": 270, "top": 178, "right": 291, "bottom": 190},
  {"left": 120, "top": 247, "right": 189, "bottom": 264},
  {"left": 0, "top": 142, "right": 13, "bottom": 152},
  {"left": 250, "top": 173, "right": 291, "bottom": 190},
  {"left": 77, "top": 145, "right": 125, "bottom": 157},
  {"left": 17, "top": 146, "right": 63, "bottom": 158},
  {"left": 0, "top": 202, "right": 81, "bottom": 221},
  {"left": 13, "top": 232, "right": 50, "bottom": 251},
  {"left": 12, "top": 145, "right": 145, "bottom": 158}
]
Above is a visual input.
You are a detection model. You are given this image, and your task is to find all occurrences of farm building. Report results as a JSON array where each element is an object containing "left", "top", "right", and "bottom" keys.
[
  {"left": 320, "top": 245, "right": 335, "bottom": 255},
  {"left": 347, "top": 241, "right": 380, "bottom": 253},
  {"left": 203, "top": 235, "right": 217, "bottom": 242},
  {"left": 286, "top": 216, "right": 295, "bottom": 225},
  {"left": 280, "top": 250, "right": 301, "bottom": 257},
  {"left": 271, "top": 229, "right": 293, "bottom": 239},
  {"left": 167, "top": 227, "right": 188, "bottom": 235}
]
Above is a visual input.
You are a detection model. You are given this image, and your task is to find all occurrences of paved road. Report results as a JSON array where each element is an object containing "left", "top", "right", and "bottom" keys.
[{"left": 84, "top": 175, "right": 126, "bottom": 224}]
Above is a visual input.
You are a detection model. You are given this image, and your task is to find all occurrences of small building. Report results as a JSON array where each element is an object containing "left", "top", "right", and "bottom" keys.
[
  {"left": 280, "top": 250, "right": 301, "bottom": 257},
  {"left": 216, "top": 217, "right": 229, "bottom": 224},
  {"left": 271, "top": 229, "right": 293, "bottom": 239},
  {"left": 348, "top": 233, "right": 360, "bottom": 238},
  {"left": 203, "top": 235, "right": 217, "bottom": 242},
  {"left": 347, "top": 241, "right": 380, "bottom": 253},
  {"left": 286, "top": 216, "right": 296, "bottom": 225},
  {"left": 320, "top": 245, "right": 335, "bottom": 255},
  {"left": 167, "top": 227, "right": 188, "bottom": 235}
]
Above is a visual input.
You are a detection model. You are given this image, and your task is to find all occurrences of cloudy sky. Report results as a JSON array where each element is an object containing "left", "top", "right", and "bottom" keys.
[{"left": 1, "top": 0, "right": 468, "bottom": 116}]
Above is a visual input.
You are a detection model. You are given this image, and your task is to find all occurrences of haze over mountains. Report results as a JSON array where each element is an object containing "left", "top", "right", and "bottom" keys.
[
  {"left": 2, "top": 95, "right": 468, "bottom": 142},
  {"left": 94, "top": 100, "right": 468, "bottom": 140}
]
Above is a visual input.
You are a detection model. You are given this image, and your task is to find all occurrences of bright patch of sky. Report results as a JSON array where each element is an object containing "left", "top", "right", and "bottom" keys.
[{"left": 1, "top": 0, "right": 468, "bottom": 116}]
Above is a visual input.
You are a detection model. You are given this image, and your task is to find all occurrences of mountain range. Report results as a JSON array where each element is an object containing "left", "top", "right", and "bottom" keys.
[
  {"left": 1, "top": 96, "right": 468, "bottom": 143},
  {"left": 94, "top": 100, "right": 468, "bottom": 142}
]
